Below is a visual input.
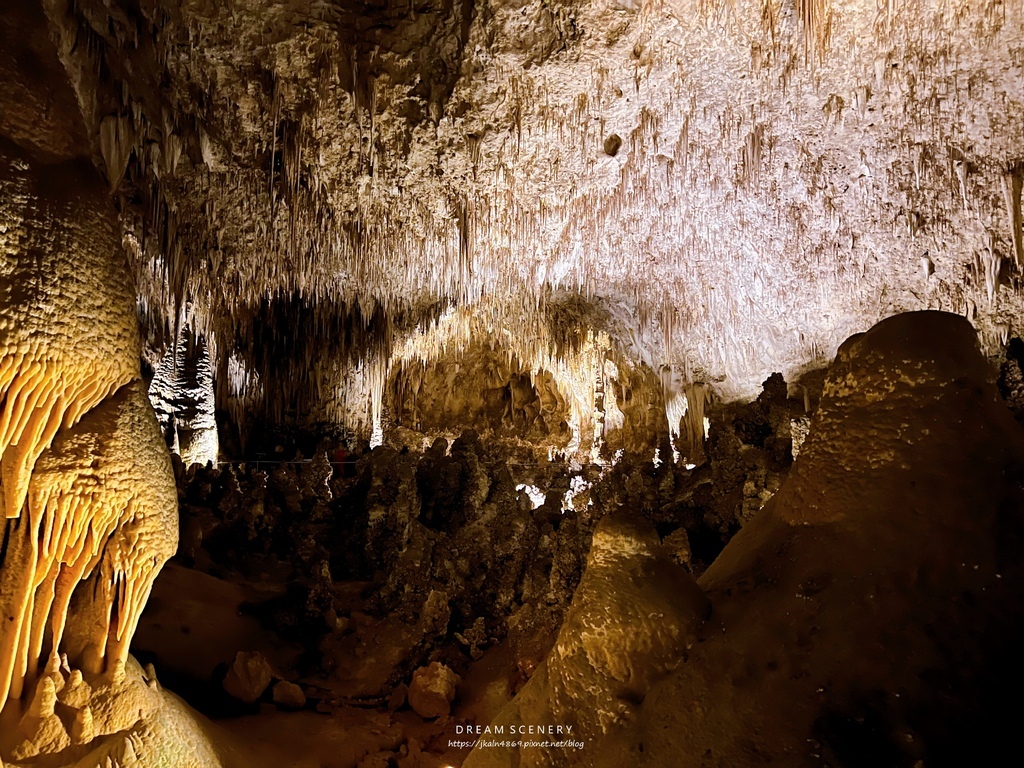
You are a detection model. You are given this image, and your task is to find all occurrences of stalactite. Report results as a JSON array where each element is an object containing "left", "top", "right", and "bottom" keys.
[
  {"left": 1002, "top": 164, "right": 1024, "bottom": 268},
  {"left": 52, "top": 0, "right": 1022, "bottom": 438},
  {"left": 0, "top": 382, "right": 176, "bottom": 710}
]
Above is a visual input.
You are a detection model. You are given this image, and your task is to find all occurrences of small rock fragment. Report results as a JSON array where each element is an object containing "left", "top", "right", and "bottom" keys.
[
  {"left": 272, "top": 680, "right": 306, "bottom": 709},
  {"left": 387, "top": 682, "right": 408, "bottom": 712},
  {"left": 408, "top": 662, "right": 460, "bottom": 719},
  {"left": 223, "top": 651, "right": 273, "bottom": 703}
]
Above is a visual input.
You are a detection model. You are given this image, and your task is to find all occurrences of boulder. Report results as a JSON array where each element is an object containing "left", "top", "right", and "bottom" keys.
[
  {"left": 408, "top": 662, "right": 461, "bottom": 719},
  {"left": 222, "top": 651, "right": 273, "bottom": 704},
  {"left": 271, "top": 680, "right": 306, "bottom": 709}
]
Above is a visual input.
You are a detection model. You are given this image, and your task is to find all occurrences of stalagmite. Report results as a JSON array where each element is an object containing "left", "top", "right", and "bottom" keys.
[
  {"left": 148, "top": 325, "right": 219, "bottom": 465},
  {"left": 465, "top": 514, "right": 710, "bottom": 768}
]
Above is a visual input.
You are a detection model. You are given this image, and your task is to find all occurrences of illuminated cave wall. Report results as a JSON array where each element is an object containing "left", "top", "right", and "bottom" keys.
[
  {"left": 0, "top": 0, "right": 176, "bottom": 717},
  {"left": 389, "top": 342, "right": 576, "bottom": 447}
]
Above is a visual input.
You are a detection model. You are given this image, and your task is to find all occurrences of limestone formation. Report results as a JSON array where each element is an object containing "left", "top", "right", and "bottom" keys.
[
  {"left": 408, "top": 662, "right": 461, "bottom": 720},
  {"left": 469, "top": 311, "right": 1024, "bottom": 767},
  {"left": 147, "top": 326, "right": 219, "bottom": 467},
  {"left": 464, "top": 514, "right": 710, "bottom": 768},
  {"left": 0, "top": 120, "right": 177, "bottom": 719},
  {"left": 0, "top": 5, "right": 188, "bottom": 764},
  {"left": 1, "top": 656, "right": 226, "bottom": 768},
  {"left": 12, "top": 0, "right": 1017, "bottom": 451},
  {"left": 222, "top": 651, "right": 274, "bottom": 704},
  {"left": 3, "top": 0, "right": 1024, "bottom": 764}
]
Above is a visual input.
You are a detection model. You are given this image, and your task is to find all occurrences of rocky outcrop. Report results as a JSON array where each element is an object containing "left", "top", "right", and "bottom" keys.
[
  {"left": 408, "top": 662, "right": 461, "bottom": 720},
  {"left": 0, "top": 41, "right": 177, "bottom": 721},
  {"left": 1, "top": 657, "right": 224, "bottom": 767},
  {"left": 0, "top": 6, "right": 194, "bottom": 766},
  {"left": 464, "top": 514, "right": 709, "bottom": 768},
  {"left": 222, "top": 652, "right": 273, "bottom": 705},
  {"left": 470, "top": 311, "right": 1024, "bottom": 767}
]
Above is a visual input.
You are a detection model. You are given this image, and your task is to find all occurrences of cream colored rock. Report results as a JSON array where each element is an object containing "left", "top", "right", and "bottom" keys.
[
  {"left": 223, "top": 652, "right": 273, "bottom": 704},
  {"left": 0, "top": 138, "right": 176, "bottom": 714},
  {"left": 69, "top": 705, "right": 94, "bottom": 745},
  {"left": 58, "top": 669, "right": 91, "bottom": 710},
  {"left": 14, "top": 676, "right": 68, "bottom": 758},
  {"left": 0, "top": 7, "right": 243, "bottom": 768},
  {"left": 0, "top": 144, "right": 139, "bottom": 523},
  {"left": 2, "top": 657, "right": 226, "bottom": 768},
  {"left": 408, "top": 663, "right": 461, "bottom": 720},
  {"left": 36, "top": 0, "right": 1024, "bottom": 444}
]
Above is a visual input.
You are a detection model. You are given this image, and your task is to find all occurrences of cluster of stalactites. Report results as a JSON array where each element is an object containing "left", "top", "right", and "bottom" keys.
[
  {"left": 662, "top": 379, "right": 711, "bottom": 465},
  {"left": 148, "top": 324, "right": 219, "bottom": 466},
  {"left": 0, "top": 382, "right": 177, "bottom": 713},
  {"left": 0, "top": 359, "right": 125, "bottom": 521},
  {"left": 121, "top": 0, "right": 1024, "bottom": 406},
  {"left": 385, "top": 299, "right": 627, "bottom": 459}
]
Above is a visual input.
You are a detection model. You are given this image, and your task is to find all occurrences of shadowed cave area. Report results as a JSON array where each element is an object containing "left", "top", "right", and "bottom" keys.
[{"left": 3, "top": 1, "right": 1024, "bottom": 767}]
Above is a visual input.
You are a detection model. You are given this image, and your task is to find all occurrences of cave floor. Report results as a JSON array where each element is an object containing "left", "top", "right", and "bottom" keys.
[{"left": 134, "top": 562, "right": 531, "bottom": 768}]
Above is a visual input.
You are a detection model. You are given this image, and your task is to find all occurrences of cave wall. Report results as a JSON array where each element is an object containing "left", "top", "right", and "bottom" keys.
[
  {"left": 390, "top": 342, "right": 573, "bottom": 446},
  {"left": 0, "top": 0, "right": 177, "bottom": 739},
  {"left": 466, "top": 311, "right": 1024, "bottom": 768}
]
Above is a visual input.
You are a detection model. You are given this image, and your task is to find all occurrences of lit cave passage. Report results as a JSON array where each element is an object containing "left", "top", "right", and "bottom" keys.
[{"left": 1, "top": 1, "right": 1024, "bottom": 766}]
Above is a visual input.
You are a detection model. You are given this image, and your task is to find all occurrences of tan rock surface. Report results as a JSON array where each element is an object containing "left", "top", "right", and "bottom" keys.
[
  {"left": 409, "top": 663, "right": 461, "bottom": 720},
  {"left": 465, "top": 512, "right": 710, "bottom": 767},
  {"left": 223, "top": 652, "right": 274, "bottom": 705},
  {"left": 469, "top": 311, "right": 1024, "bottom": 767}
]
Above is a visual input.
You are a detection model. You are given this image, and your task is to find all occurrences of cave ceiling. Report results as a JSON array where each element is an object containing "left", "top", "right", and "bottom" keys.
[{"left": 39, "top": 0, "right": 1024, "bottom": 425}]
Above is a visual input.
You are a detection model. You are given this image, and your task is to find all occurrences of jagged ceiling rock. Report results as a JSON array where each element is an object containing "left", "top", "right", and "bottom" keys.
[
  {"left": 0, "top": 1, "right": 88, "bottom": 161},
  {"left": 36, "top": 0, "right": 1024, "bottom": 435}
]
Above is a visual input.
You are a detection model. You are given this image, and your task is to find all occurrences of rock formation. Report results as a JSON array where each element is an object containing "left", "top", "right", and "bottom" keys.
[
  {"left": 2, "top": 0, "right": 1024, "bottom": 764},
  {"left": 467, "top": 310, "right": 1024, "bottom": 767},
  {"left": 464, "top": 513, "right": 709, "bottom": 768},
  {"left": 0, "top": 4, "right": 205, "bottom": 766},
  {"left": 148, "top": 326, "right": 219, "bottom": 466},
  {"left": 0, "top": 79, "right": 176, "bottom": 716}
]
